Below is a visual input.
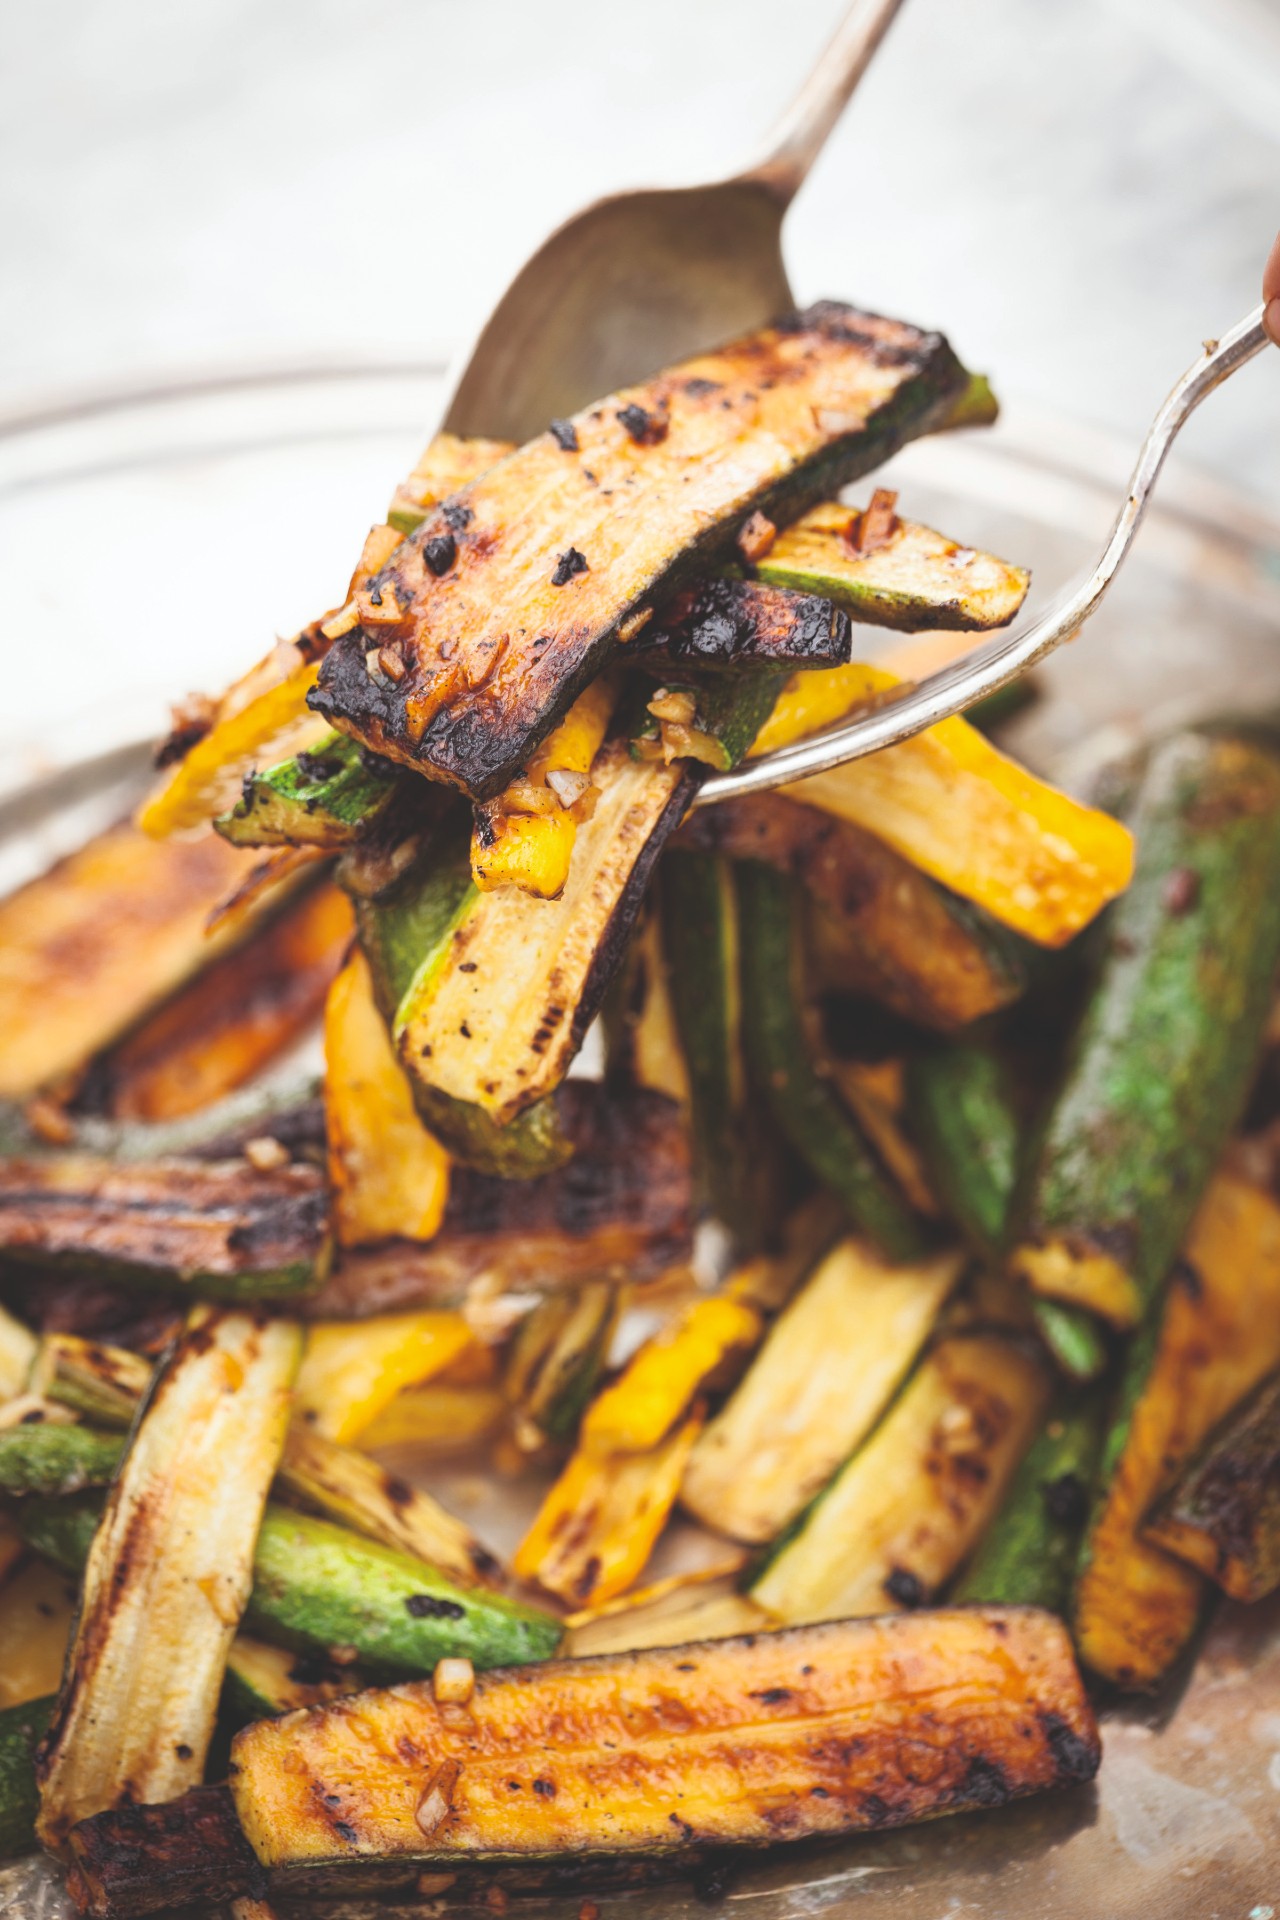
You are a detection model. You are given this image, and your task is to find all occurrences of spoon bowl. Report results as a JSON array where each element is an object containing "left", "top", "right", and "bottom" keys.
[{"left": 440, "top": 0, "right": 907, "bottom": 444}]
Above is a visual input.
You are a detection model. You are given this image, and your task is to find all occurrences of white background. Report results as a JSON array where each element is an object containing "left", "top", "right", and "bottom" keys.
[
  {"left": 2, "top": 0, "right": 1279, "bottom": 777},
  {"left": 5, "top": 0, "right": 1280, "bottom": 498}
]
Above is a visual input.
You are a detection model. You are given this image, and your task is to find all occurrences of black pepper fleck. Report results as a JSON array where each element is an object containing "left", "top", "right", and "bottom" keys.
[
  {"left": 405, "top": 1594, "right": 466, "bottom": 1620},
  {"left": 424, "top": 532, "right": 457, "bottom": 576},
  {"left": 551, "top": 547, "right": 589, "bottom": 587},
  {"left": 548, "top": 418, "right": 579, "bottom": 452},
  {"left": 617, "top": 403, "right": 668, "bottom": 445},
  {"left": 884, "top": 1567, "right": 925, "bottom": 1608},
  {"left": 1043, "top": 1471, "right": 1088, "bottom": 1526}
]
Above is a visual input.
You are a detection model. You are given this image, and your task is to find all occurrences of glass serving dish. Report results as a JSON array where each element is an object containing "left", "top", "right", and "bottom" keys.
[{"left": 2, "top": 364, "right": 1280, "bottom": 1920}]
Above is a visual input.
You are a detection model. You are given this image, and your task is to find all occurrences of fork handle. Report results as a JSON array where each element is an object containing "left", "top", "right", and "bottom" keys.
[{"left": 740, "top": 0, "right": 909, "bottom": 205}]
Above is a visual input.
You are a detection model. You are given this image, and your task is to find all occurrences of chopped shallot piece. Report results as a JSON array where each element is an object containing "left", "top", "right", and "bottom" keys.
[
  {"left": 846, "top": 488, "right": 901, "bottom": 557},
  {"left": 647, "top": 688, "right": 698, "bottom": 725},
  {"left": 737, "top": 511, "right": 777, "bottom": 563},
  {"left": 546, "top": 768, "right": 592, "bottom": 810},
  {"left": 433, "top": 1657, "right": 476, "bottom": 1705},
  {"left": 355, "top": 587, "right": 405, "bottom": 629}
]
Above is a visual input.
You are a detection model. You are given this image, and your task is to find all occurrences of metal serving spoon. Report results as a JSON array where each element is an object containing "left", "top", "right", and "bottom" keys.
[
  {"left": 439, "top": 0, "right": 1275, "bottom": 798},
  {"left": 440, "top": 0, "right": 907, "bottom": 444}
]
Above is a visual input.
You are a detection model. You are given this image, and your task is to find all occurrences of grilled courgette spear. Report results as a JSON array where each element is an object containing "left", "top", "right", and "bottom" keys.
[
  {"left": 755, "top": 662, "right": 1134, "bottom": 947},
  {"left": 736, "top": 859, "right": 929, "bottom": 1258},
  {"left": 659, "top": 850, "right": 778, "bottom": 1246},
  {"left": 311, "top": 303, "right": 970, "bottom": 799},
  {"left": 1143, "top": 1363, "right": 1280, "bottom": 1603},
  {"left": 0, "top": 1152, "right": 331, "bottom": 1300},
  {"left": 905, "top": 1043, "right": 1108, "bottom": 1380},
  {"left": 751, "top": 1334, "right": 1047, "bottom": 1622},
  {"left": 754, "top": 496, "right": 1030, "bottom": 632},
  {"left": 392, "top": 742, "right": 696, "bottom": 1156},
  {"left": 1073, "top": 1171, "right": 1280, "bottom": 1688},
  {"left": 681, "top": 1236, "right": 961, "bottom": 1543},
  {"left": 679, "top": 793, "right": 1026, "bottom": 1031},
  {"left": 88, "top": 882, "right": 352, "bottom": 1123},
  {"left": 633, "top": 576, "right": 851, "bottom": 672},
  {"left": 20, "top": 1495, "right": 560, "bottom": 1683},
  {"left": 1011, "top": 730, "right": 1280, "bottom": 1329},
  {"left": 952, "top": 1389, "right": 1106, "bottom": 1613},
  {"left": 216, "top": 732, "right": 401, "bottom": 849},
  {"left": 35, "top": 1306, "right": 301, "bottom": 1852},
  {"left": 323, "top": 946, "right": 452, "bottom": 1248},
  {"left": 59, "top": 1608, "right": 1096, "bottom": 1913},
  {"left": 0, "top": 823, "right": 278, "bottom": 1100},
  {"left": 224, "top": 1610, "right": 1095, "bottom": 1892}
]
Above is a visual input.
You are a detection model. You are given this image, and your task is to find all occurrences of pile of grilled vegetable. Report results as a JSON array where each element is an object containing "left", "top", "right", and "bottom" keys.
[{"left": 3, "top": 299, "right": 1279, "bottom": 1913}]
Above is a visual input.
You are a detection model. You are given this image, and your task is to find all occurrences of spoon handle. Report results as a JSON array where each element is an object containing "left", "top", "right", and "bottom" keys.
[{"left": 741, "top": 0, "right": 909, "bottom": 205}]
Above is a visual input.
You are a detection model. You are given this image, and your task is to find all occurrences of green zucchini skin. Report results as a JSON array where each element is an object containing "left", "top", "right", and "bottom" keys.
[
  {"left": 952, "top": 1391, "right": 1106, "bottom": 1613},
  {"left": 0, "top": 1079, "right": 325, "bottom": 1168},
  {"left": 964, "top": 677, "right": 1038, "bottom": 734},
  {"left": 942, "top": 371, "right": 999, "bottom": 430},
  {"left": 736, "top": 860, "right": 928, "bottom": 1262},
  {"left": 1031, "top": 1300, "right": 1110, "bottom": 1384},
  {"left": 905, "top": 1043, "right": 1109, "bottom": 1382},
  {"left": 0, "top": 1696, "right": 54, "bottom": 1859},
  {"left": 216, "top": 733, "right": 400, "bottom": 850},
  {"left": 506, "top": 1282, "right": 619, "bottom": 1447},
  {"left": 221, "top": 1639, "right": 361, "bottom": 1725},
  {"left": 352, "top": 833, "right": 572, "bottom": 1178},
  {"left": 905, "top": 1045, "right": 1019, "bottom": 1266},
  {"left": 14, "top": 1491, "right": 104, "bottom": 1571},
  {"left": 312, "top": 303, "right": 969, "bottom": 800},
  {"left": 0, "top": 1423, "right": 122, "bottom": 1496},
  {"left": 18, "top": 1497, "right": 562, "bottom": 1678},
  {"left": 628, "top": 670, "right": 788, "bottom": 773},
  {"left": 660, "top": 851, "right": 775, "bottom": 1248},
  {"left": 676, "top": 795, "right": 1027, "bottom": 1033},
  {"left": 248, "top": 1509, "right": 563, "bottom": 1676},
  {"left": 633, "top": 578, "right": 851, "bottom": 675},
  {"left": 753, "top": 503, "right": 1029, "bottom": 636},
  {"left": 351, "top": 832, "right": 475, "bottom": 1019},
  {"left": 1010, "top": 730, "right": 1280, "bottom": 1327}
]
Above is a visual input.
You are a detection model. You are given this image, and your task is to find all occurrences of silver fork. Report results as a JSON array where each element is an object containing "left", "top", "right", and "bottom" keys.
[{"left": 697, "top": 305, "right": 1275, "bottom": 803}]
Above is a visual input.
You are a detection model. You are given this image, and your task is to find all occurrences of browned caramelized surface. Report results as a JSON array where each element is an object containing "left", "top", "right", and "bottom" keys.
[
  {"left": 229, "top": 1609, "right": 1098, "bottom": 1871},
  {"left": 634, "top": 578, "right": 851, "bottom": 672},
  {"left": 0, "top": 824, "right": 268, "bottom": 1099},
  {"left": 65, "top": 1785, "right": 263, "bottom": 1919},
  {"left": 677, "top": 793, "right": 1021, "bottom": 1029},
  {"left": 309, "top": 1083, "right": 691, "bottom": 1315},
  {"left": 311, "top": 305, "right": 965, "bottom": 798},
  {"left": 401, "top": 743, "right": 696, "bottom": 1125},
  {"left": 0, "top": 1154, "right": 327, "bottom": 1285},
  {"left": 90, "top": 885, "right": 353, "bottom": 1121}
]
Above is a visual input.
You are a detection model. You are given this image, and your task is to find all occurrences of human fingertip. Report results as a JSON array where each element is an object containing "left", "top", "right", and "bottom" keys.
[{"left": 1266, "top": 298, "right": 1280, "bottom": 349}]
